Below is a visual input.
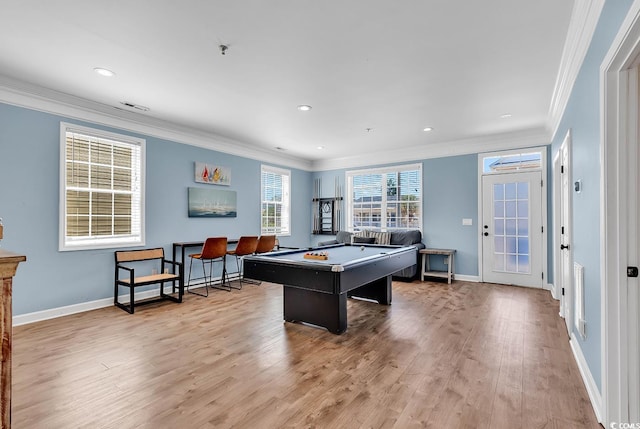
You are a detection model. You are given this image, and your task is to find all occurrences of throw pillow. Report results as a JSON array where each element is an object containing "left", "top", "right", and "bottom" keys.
[
  {"left": 369, "top": 231, "right": 391, "bottom": 245},
  {"left": 351, "top": 230, "right": 369, "bottom": 243}
]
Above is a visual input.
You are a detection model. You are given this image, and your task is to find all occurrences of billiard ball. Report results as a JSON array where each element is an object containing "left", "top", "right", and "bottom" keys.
[{"left": 360, "top": 246, "right": 364, "bottom": 251}]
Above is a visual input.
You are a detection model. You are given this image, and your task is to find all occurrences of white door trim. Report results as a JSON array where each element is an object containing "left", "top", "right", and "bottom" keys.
[
  {"left": 477, "top": 148, "right": 548, "bottom": 287},
  {"left": 552, "top": 149, "right": 562, "bottom": 302},
  {"left": 556, "top": 130, "right": 573, "bottom": 336},
  {"left": 626, "top": 65, "right": 640, "bottom": 422},
  {"left": 601, "top": 0, "right": 640, "bottom": 424}
]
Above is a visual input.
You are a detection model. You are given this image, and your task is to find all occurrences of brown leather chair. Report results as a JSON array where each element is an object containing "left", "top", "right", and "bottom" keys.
[
  {"left": 255, "top": 235, "right": 277, "bottom": 254},
  {"left": 244, "top": 235, "right": 277, "bottom": 285},
  {"left": 187, "top": 237, "right": 229, "bottom": 296},
  {"left": 226, "top": 236, "right": 259, "bottom": 289}
]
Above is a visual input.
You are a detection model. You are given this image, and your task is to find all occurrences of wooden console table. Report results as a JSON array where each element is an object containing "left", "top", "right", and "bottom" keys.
[
  {"left": 0, "top": 249, "right": 26, "bottom": 428},
  {"left": 420, "top": 248, "right": 455, "bottom": 284}
]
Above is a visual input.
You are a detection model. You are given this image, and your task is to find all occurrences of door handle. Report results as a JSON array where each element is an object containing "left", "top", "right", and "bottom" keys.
[{"left": 560, "top": 244, "right": 570, "bottom": 250}]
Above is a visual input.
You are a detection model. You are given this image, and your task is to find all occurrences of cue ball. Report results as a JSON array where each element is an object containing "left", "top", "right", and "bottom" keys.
[{"left": 360, "top": 246, "right": 365, "bottom": 251}]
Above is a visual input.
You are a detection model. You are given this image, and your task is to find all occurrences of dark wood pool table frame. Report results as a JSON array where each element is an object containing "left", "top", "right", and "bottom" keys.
[{"left": 243, "top": 243, "right": 416, "bottom": 334}]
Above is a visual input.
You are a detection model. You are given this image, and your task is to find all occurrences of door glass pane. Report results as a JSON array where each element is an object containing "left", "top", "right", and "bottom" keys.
[
  {"left": 517, "top": 255, "right": 530, "bottom": 273},
  {"left": 518, "top": 237, "right": 529, "bottom": 254},
  {"left": 517, "top": 182, "right": 529, "bottom": 199},
  {"left": 517, "top": 219, "right": 528, "bottom": 235},
  {"left": 517, "top": 201, "right": 528, "bottom": 217},
  {"left": 492, "top": 180, "right": 531, "bottom": 274}
]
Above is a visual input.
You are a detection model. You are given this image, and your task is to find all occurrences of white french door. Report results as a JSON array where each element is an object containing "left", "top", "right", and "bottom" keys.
[{"left": 482, "top": 171, "right": 543, "bottom": 288}]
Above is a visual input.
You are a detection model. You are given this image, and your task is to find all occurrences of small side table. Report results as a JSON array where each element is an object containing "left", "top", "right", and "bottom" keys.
[{"left": 420, "top": 248, "right": 456, "bottom": 284}]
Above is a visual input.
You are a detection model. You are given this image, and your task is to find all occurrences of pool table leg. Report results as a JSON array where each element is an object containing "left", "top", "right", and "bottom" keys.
[
  {"left": 348, "top": 275, "right": 392, "bottom": 305},
  {"left": 283, "top": 285, "right": 347, "bottom": 334}
]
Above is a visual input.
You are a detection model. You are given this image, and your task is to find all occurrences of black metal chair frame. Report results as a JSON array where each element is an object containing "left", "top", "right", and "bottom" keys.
[
  {"left": 226, "top": 236, "right": 259, "bottom": 290},
  {"left": 187, "top": 238, "right": 230, "bottom": 296}
]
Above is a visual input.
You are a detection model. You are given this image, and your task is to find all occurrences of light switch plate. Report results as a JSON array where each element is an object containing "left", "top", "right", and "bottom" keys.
[{"left": 462, "top": 218, "right": 472, "bottom": 226}]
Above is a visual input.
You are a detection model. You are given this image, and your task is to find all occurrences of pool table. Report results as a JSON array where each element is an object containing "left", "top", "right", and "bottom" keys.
[{"left": 243, "top": 243, "right": 416, "bottom": 334}]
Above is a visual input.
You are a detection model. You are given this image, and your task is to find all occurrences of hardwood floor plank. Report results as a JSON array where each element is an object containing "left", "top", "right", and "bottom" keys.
[{"left": 12, "top": 281, "right": 601, "bottom": 428}]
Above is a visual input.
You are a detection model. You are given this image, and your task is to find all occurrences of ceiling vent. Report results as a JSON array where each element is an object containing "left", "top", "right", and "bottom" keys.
[{"left": 120, "top": 102, "right": 150, "bottom": 112}]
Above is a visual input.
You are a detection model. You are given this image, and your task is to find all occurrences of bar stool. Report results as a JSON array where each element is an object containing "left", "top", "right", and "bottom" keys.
[
  {"left": 244, "top": 235, "right": 277, "bottom": 285},
  {"left": 255, "top": 235, "right": 277, "bottom": 254},
  {"left": 226, "top": 236, "right": 259, "bottom": 289},
  {"left": 187, "top": 237, "right": 229, "bottom": 296}
]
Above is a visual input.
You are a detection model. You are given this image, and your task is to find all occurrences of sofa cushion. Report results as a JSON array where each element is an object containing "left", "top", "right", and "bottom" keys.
[
  {"left": 390, "top": 230, "right": 422, "bottom": 245},
  {"left": 353, "top": 236, "right": 375, "bottom": 244}
]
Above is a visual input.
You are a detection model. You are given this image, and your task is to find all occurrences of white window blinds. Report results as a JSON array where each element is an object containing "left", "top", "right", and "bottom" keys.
[
  {"left": 346, "top": 163, "right": 422, "bottom": 232},
  {"left": 59, "top": 123, "right": 145, "bottom": 251},
  {"left": 261, "top": 165, "right": 290, "bottom": 235}
]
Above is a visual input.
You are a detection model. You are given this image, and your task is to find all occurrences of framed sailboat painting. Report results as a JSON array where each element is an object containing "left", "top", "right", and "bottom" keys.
[
  {"left": 195, "top": 162, "right": 231, "bottom": 186},
  {"left": 188, "top": 187, "right": 237, "bottom": 218}
]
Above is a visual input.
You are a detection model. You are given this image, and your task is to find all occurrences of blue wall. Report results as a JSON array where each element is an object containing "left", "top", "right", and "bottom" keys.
[
  {"left": 311, "top": 154, "right": 479, "bottom": 276},
  {"left": 550, "top": 0, "right": 635, "bottom": 392},
  {"left": 0, "top": 102, "right": 311, "bottom": 315}
]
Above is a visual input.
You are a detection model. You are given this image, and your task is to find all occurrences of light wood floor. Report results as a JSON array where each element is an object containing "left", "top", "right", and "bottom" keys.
[{"left": 12, "top": 280, "right": 601, "bottom": 428}]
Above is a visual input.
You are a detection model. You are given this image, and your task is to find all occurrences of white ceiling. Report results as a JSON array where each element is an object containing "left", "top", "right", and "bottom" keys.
[{"left": 0, "top": 1, "right": 575, "bottom": 170}]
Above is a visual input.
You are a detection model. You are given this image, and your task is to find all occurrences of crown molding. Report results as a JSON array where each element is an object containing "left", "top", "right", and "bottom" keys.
[
  {"left": 548, "top": 0, "right": 606, "bottom": 141},
  {"left": 0, "top": 75, "right": 314, "bottom": 171},
  {"left": 0, "top": 74, "right": 552, "bottom": 173},
  {"left": 311, "top": 127, "right": 551, "bottom": 171}
]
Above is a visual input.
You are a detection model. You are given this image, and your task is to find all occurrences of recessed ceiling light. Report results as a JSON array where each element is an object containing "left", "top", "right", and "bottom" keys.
[
  {"left": 500, "top": 113, "right": 512, "bottom": 119},
  {"left": 423, "top": 127, "right": 434, "bottom": 132},
  {"left": 94, "top": 67, "right": 115, "bottom": 77},
  {"left": 297, "top": 105, "right": 312, "bottom": 111},
  {"left": 317, "top": 146, "right": 325, "bottom": 150}
]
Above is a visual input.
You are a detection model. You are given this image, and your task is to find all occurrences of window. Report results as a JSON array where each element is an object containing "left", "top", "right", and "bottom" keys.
[
  {"left": 481, "top": 150, "right": 543, "bottom": 174},
  {"left": 261, "top": 165, "right": 290, "bottom": 235},
  {"left": 346, "top": 163, "right": 422, "bottom": 232},
  {"left": 59, "top": 123, "right": 145, "bottom": 251}
]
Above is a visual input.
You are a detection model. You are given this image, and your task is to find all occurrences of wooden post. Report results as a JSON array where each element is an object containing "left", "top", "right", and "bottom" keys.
[{"left": 0, "top": 250, "right": 26, "bottom": 429}]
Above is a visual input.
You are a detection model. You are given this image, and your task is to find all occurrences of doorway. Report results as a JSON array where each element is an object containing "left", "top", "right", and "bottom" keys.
[
  {"left": 559, "top": 132, "right": 573, "bottom": 336},
  {"left": 626, "top": 65, "right": 640, "bottom": 422},
  {"left": 601, "top": 4, "right": 640, "bottom": 422},
  {"left": 481, "top": 169, "right": 544, "bottom": 288}
]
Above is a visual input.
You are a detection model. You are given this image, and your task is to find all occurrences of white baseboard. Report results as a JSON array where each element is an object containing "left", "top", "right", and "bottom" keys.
[
  {"left": 453, "top": 274, "right": 480, "bottom": 282},
  {"left": 569, "top": 334, "right": 603, "bottom": 423},
  {"left": 13, "top": 285, "right": 192, "bottom": 326},
  {"left": 547, "top": 282, "right": 559, "bottom": 300}
]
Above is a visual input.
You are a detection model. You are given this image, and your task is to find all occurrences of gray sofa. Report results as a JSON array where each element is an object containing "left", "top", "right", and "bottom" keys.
[{"left": 318, "top": 230, "right": 425, "bottom": 280}]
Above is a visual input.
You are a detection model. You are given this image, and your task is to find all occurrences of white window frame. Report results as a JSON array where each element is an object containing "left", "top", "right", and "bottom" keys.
[
  {"left": 260, "top": 164, "right": 291, "bottom": 236},
  {"left": 59, "top": 122, "right": 145, "bottom": 251},
  {"left": 345, "top": 163, "right": 423, "bottom": 232}
]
